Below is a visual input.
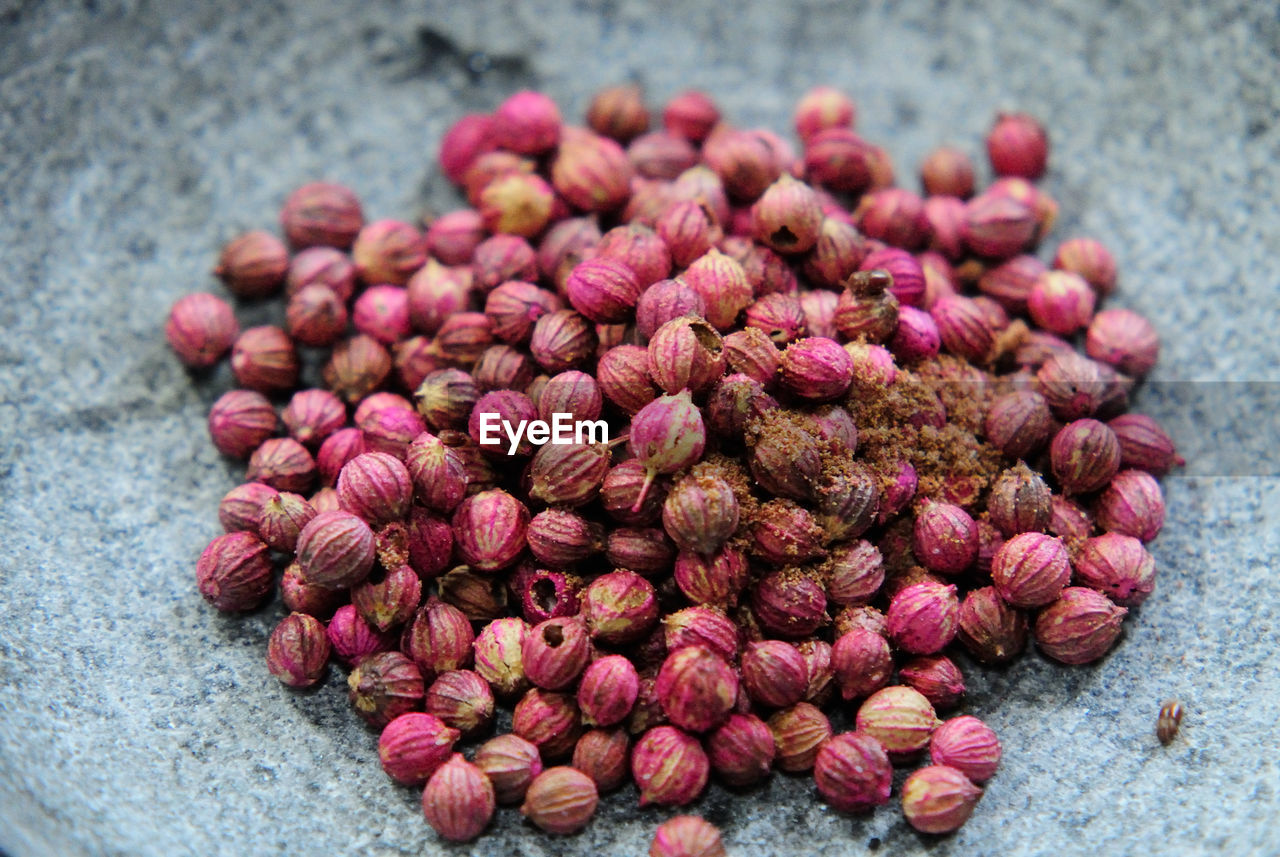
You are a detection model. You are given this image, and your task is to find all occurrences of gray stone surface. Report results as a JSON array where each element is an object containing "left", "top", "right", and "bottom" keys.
[{"left": 1, "top": 0, "right": 1278, "bottom": 855}]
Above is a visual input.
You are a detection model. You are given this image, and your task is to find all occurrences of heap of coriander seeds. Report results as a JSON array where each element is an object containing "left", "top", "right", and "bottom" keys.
[{"left": 169, "top": 83, "right": 1181, "bottom": 844}]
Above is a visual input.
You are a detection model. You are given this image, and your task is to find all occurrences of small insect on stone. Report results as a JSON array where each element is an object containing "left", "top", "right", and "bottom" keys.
[{"left": 1156, "top": 699, "right": 1184, "bottom": 745}]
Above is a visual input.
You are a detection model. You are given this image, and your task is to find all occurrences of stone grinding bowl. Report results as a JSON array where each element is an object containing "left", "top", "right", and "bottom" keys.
[{"left": 2, "top": 1, "right": 1279, "bottom": 855}]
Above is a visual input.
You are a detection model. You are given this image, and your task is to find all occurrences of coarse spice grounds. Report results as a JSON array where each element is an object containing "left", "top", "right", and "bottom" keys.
[{"left": 170, "top": 84, "right": 1181, "bottom": 844}]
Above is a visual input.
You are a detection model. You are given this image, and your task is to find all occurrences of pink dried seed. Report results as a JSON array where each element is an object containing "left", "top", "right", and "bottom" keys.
[
  {"left": 722, "top": 327, "right": 781, "bottom": 386},
  {"left": 285, "top": 283, "right": 348, "bottom": 347},
  {"left": 834, "top": 287, "right": 900, "bottom": 344},
  {"left": 352, "top": 284, "right": 411, "bottom": 345},
  {"left": 663, "top": 90, "right": 720, "bottom": 142},
  {"left": 635, "top": 279, "right": 707, "bottom": 341},
  {"left": 351, "top": 564, "right": 422, "bottom": 632},
  {"left": 992, "top": 532, "right": 1072, "bottom": 609},
  {"left": 404, "top": 506, "right": 454, "bottom": 579},
  {"left": 752, "top": 174, "right": 825, "bottom": 254},
  {"left": 214, "top": 229, "right": 288, "bottom": 298},
  {"left": 921, "top": 147, "right": 975, "bottom": 199},
  {"left": 889, "top": 305, "right": 942, "bottom": 363},
  {"left": 494, "top": 90, "right": 562, "bottom": 154},
  {"left": 956, "top": 586, "right": 1028, "bottom": 664},
  {"left": 1028, "top": 270, "right": 1096, "bottom": 335},
  {"left": 963, "top": 193, "right": 1037, "bottom": 260},
  {"left": 281, "top": 389, "right": 345, "bottom": 449},
  {"left": 404, "top": 597, "right": 475, "bottom": 679},
  {"left": 929, "top": 715, "right": 1001, "bottom": 782},
  {"left": 421, "top": 754, "right": 495, "bottom": 842},
  {"left": 324, "top": 334, "right": 392, "bottom": 404},
  {"left": 987, "top": 111, "right": 1050, "bottom": 180},
  {"left": 901, "top": 764, "right": 983, "bottom": 834},
  {"left": 564, "top": 257, "right": 643, "bottom": 324},
  {"left": 899, "top": 654, "right": 966, "bottom": 711},
  {"left": 663, "top": 471, "right": 741, "bottom": 557},
  {"left": 803, "top": 127, "right": 874, "bottom": 194},
  {"left": 407, "top": 260, "right": 471, "bottom": 335},
  {"left": 196, "top": 531, "right": 273, "bottom": 612},
  {"left": 859, "top": 246, "right": 926, "bottom": 306},
  {"left": 217, "top": 482, "right": 277, "bottom": 534},
  {"left": 682, "top": 248, "right": 753, "bottom": 331},
  {"left": 479, "top": 171, "right": 555, "bottom": 237},
  {"left": 512, "top": 687, "right": 583, "bottom": 760},
  {"left": 798, "top": 290, "right": 839, "bottom": 340},
  {"left": 577, "top": 655, "right": 641, "bottom": 727},
  {"left": 472, "top": 618, "right": 530, "bottom": 699},
  {"left": 984, "top": 390, "right": 1053, "bottom": 459},
  {"left": 516, "top": 567, "right": 583, "bottom": 626},
  {"left": 586, "top": 84, "right": 650, "bottom": 142},
  {"left": 414, "top": 368, "right": 479, "bottom": 431},
  {"left": 767, "top": 701, "right": 833, "bottom": 773},
  {"left": 748, "top": 499, "right": 826, "bottom": 566},
  {"left": 571, "top": 728, "right": 632, "bottom": 793},
  {"left": 467, "top": 389, "right": 539, "bottom": 457},
  {"left": 424, "top": 208, "right": 485, "bottom": 266},
  {"left": 1034, "top": 586, "right": 1127, "bottom": 664},
  {"left": 527, "top": 441, "right": 611, "bottom": 507},
  {"left": 655, "top": 645, "right": 738, "bottom": 733},
  {"left": 794, "top": 85, "right": 856, "bottom": 141},
  {"left": 520, "top": 765, "right": 600, "bottom": 834},
  {"left": 931, "top": 295, "right": 995, "bottom": 363},
  {"left": 752, "top": 569, "right": 828, "bottom": 639},
  {"left": 831, "top": 628, "right": 893, "bottom": 701},
  {"left": 434, "top": 312, "right": 496, "bottom": 368},
  {"left": 327, "top": 603, "right": 395, "bottom": 665},
  {"left": 522, "top": 617, "right": 592, "bottom": 691},
  {"left": 424, "top": 669, "right": 495, "bottom": 737},
  {"left": 231, "top": 325, "right": 300, "bottom": 394},
  {"left": 856, "top": 187, "right": 930, "bottom": 250},
  {"left": 530, "top": 309, "right": 597, "bottom": 373},
  {"left": 855, "top": 685, "right": 940, "bottom": 757},
  {"left": 663, "top": 606, "right": 739, "bottom": 662},
  {"left": 352, "top": 219, "right": 426, "bottom": 286},
  {"left": 474, "top": 733, "right": 541, "bottom": 805},
  {"left": 1095, "top": 469, "right": 1166, "bottom": 541},
  {"left": 605, "top": 526, "right": 676, "bottom": 575},
  {"left": 800, "top": 216, "right": 867, "bottom": 286},
  {"left": 1074, "top": 532, "right": 1157, "bottom": 607},
  {"left": 451, "top": 489, "right": 529, "bottom": 571},
  {"left": 912, "top": 501, "right": 979, "bottom": 575},
  {"left": 737, "top": 640, "right": 806, "bottom": 709},
  {"left": 814, "top": 731, "right": 893, "bottom": 813},
  {"left": 208, "top": 390, "right": 279, "bottom": 459},
  {"left": 336, "top": 451, "right": 412, "bottom": 526},
  {"left": 1054, "top": 236, "right": 1117, "bottom": 296},
  {"left": 257, "top": 491, "right": 317, "bottom": 553},
  {"left": 280, "top": 181, "right": 363, "bottom": 250},
  {"left": 378, "top": 712, "right": 460, "bottom": 786},
  {"left": 526, "top": 509, "right": 603, "bottom": 568},
  {"left": 673, "top": 546, "right": 750, "bottom": 608},
  {"left": 631, "top": 725, "right": 710, "bottom": 807},
  {"left": 702, "top": 127, "right": 783, "bottom": 203},
  {"left": 824, "top": 539, "right": 884, "bottom": 606},
  {"left": 1050, "top": 418, "right": 1122, "bottom": 495},
  {"left": 648, "top": 315, "right": 727, "bottom": 395},
  {"left": 890, "top": 583, "right": 962, "bottom": 660},
  {"left": 778, "top": 336, "right": 854, "bottom": 401},
  {"left": 348, "top": 651, "right": 425, "bottom": 729},
  {"left": 649, "top": 815, "right": 727, "bottom": 857}
]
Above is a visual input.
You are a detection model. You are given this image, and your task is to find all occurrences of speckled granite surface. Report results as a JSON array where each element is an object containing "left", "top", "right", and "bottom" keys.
[{"left": 2, "top": 1, "right": 1279, "bottom": 855}]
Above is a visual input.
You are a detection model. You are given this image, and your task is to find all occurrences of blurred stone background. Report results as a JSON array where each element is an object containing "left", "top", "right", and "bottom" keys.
[{"left": 1, "top": 1, "right": 1278, "bottom": 855}]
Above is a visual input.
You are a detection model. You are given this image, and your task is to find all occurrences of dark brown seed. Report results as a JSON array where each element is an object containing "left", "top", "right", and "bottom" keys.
[{"left": 1156, "top": 699, "right": 1184, "bottom": 745}]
